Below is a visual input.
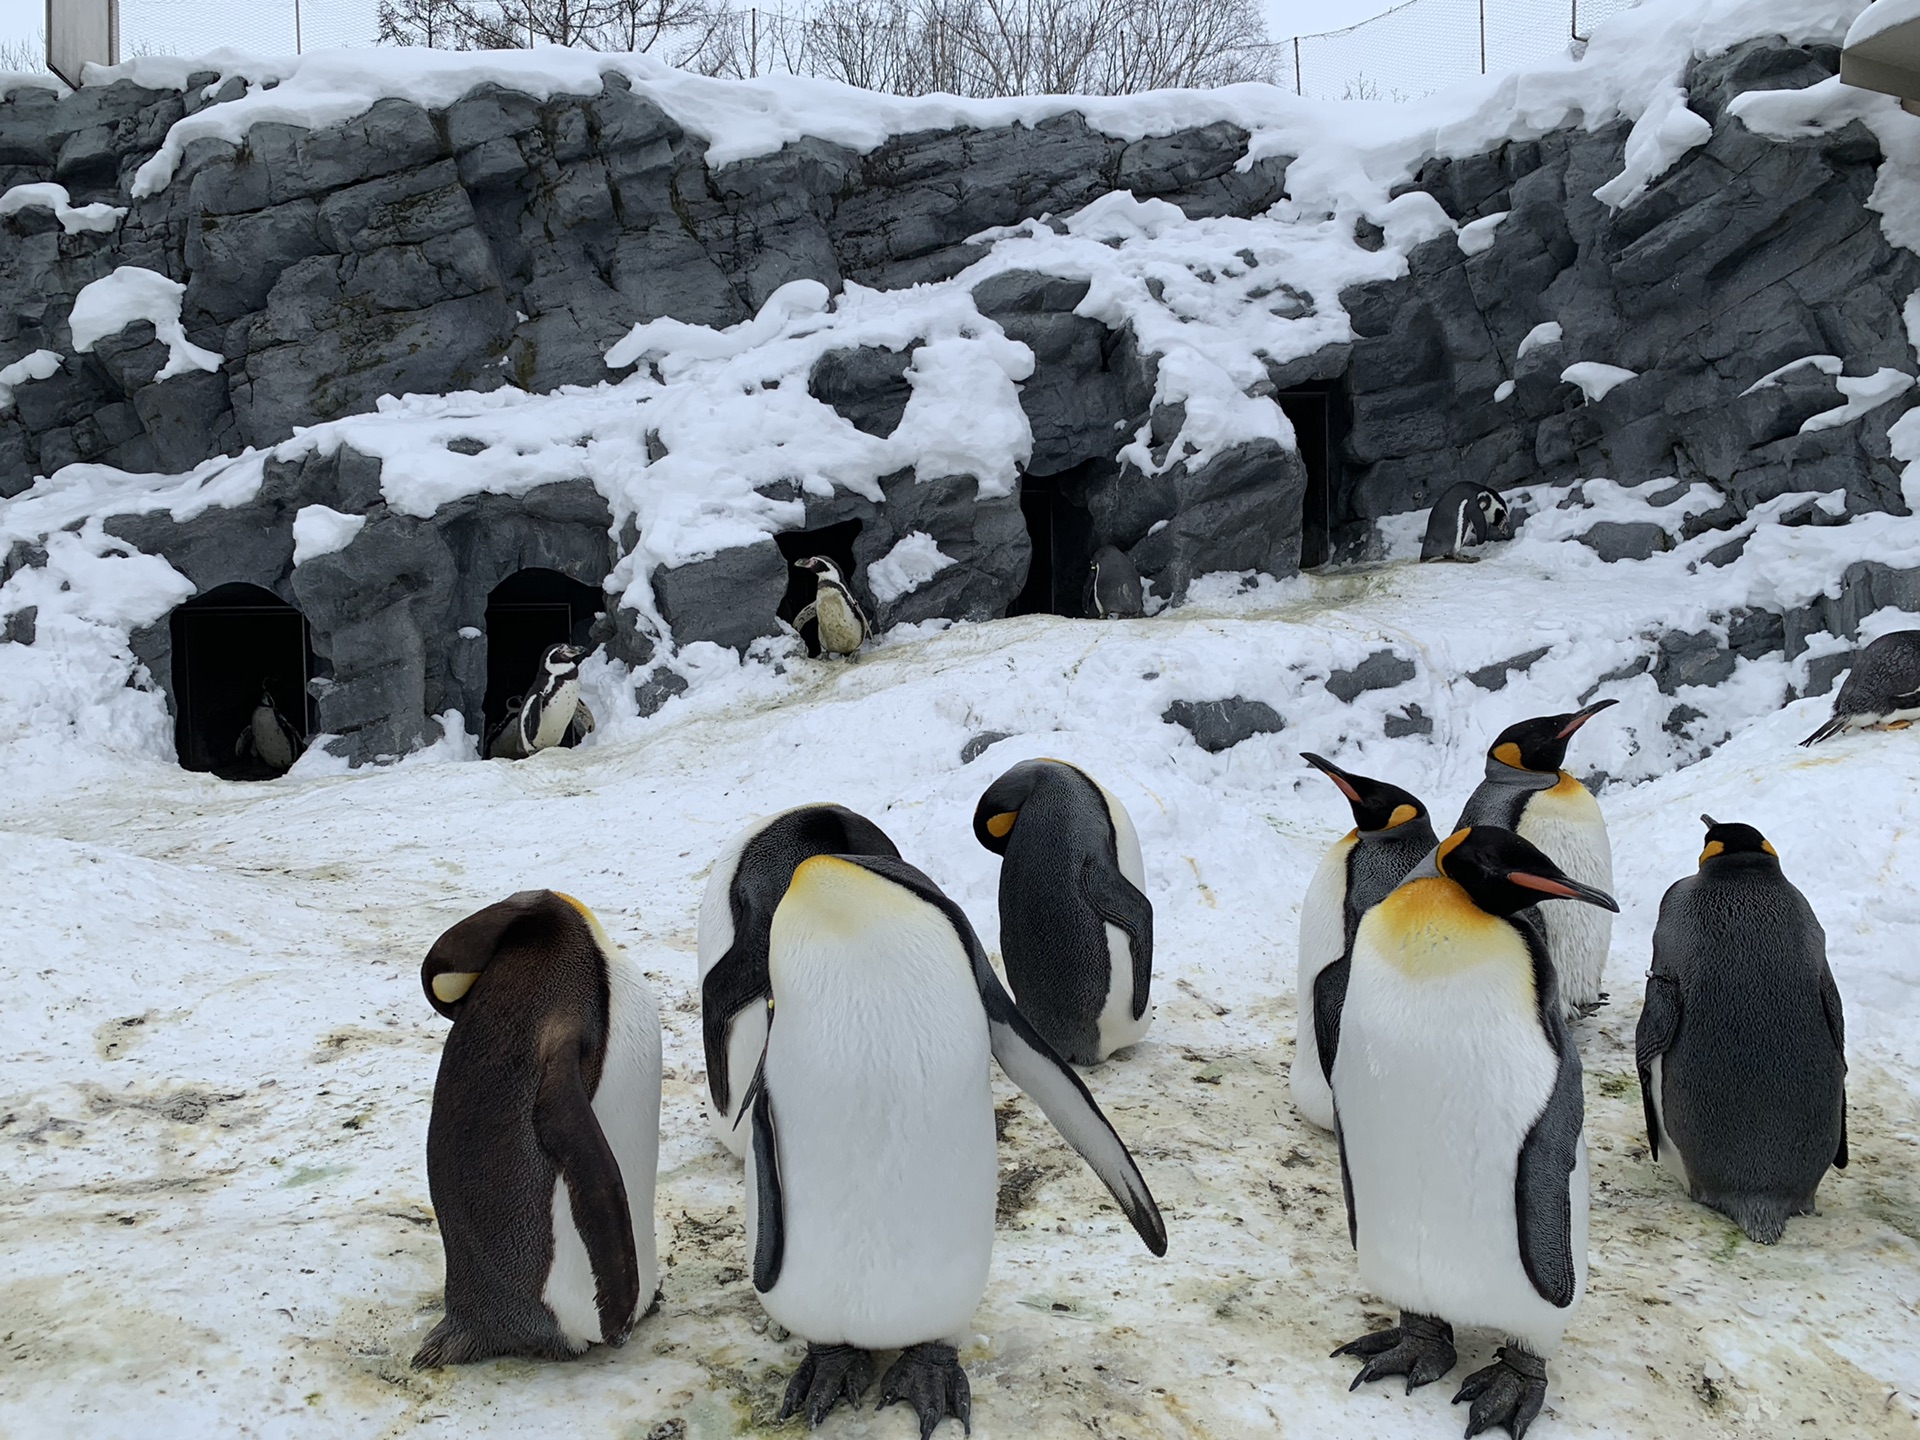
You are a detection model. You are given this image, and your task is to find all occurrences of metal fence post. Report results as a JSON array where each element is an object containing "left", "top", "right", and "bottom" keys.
[
  {"left": 1294, "top": 35, "right": 1302, "bottom": 96},
  {"left": 1479, "top": 0, "right": 1486, "bottom": 74}
]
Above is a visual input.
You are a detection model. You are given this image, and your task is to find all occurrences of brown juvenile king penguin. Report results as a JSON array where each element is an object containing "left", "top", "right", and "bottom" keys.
[
  {"left": 1333, "top": 828, "right": 1616, "bottom": 1440},
  {"left": 1291, "top": 753, "right": 1437, "bottom": 1132},
  {"left": 1454, "top": 700, "right": 1616, "bottom": 1018},
  {"left": 793, "top": 556, "right": 869, "bottom": 658},
  {"left": 1636, "top": 817, "right": 1847, "bottom": 1243},
  {"left": 973, "top": 758, "right": 1152, "bottom": 1064},
  {"left": 696, "top": 803, "right": 901, "bottom": 1157},
  {"left": 414, "top": 890, "right": 661, "bottom": 1367}
]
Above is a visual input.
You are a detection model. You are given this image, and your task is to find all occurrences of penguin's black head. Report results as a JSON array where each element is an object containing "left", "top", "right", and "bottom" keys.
[
  {"left": 795, "top": 555, "right": 845, "bottom": 585},
  {"left": 421, "top": 889, "right": 598, "bottom": 1021},
  {"left": 1487, "top": 698, "right": 1617, "bottom": 773},
  {"left": 1697, "top": 814, "right": 1778, "bottom": 866},
  {"left": 1300, "top": 752, "right": 1428, "bottom": 834},
  {"left": 1433, "top": 826, "right": 1620, "bottom": 918},
  {"left": 541, "top": 643, "right": 586, "bottom": 675},
  {"left": 973, "top": 757, "right": 1069, "bottom": 855},
  {"left": 1477, "top": 487, "right": 1512, "bottom": 536}
]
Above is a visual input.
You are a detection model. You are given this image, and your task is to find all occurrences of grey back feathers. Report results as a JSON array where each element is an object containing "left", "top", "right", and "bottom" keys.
[
  {"left": 1636, "top": 826, "right": 1846, "bottom": 1243},
  {"left": 1801, "top": 629, "right": 1920, "bottom": 744},
  {"left": 1421, "top": 481, "right": 1512, "bottom": 560},
  {"left": 1085, "top": 546, "right": 1145, "bottom": 619}
]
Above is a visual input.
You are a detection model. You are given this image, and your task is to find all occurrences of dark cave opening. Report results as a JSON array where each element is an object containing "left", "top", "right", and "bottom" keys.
[
  {"left": 169, "top": 583, "right": 313, "bottom": 780},
  {"left": 483, "top": 568, "right": 605, "bottom": 740},
  {"left": 1009, "top": 468, "right": 1097, "bottom": 618},
  {"left": 1278, "top": 383, "right": 1345, "bottom": 569},
  {"left": 775, "top": 518, "right": 865, "bottom": 655}
]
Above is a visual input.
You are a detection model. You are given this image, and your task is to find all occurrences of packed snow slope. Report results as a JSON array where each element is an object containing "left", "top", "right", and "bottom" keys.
[{"left": 3, "top": 526, "right": 1918, "bottom": 1440}]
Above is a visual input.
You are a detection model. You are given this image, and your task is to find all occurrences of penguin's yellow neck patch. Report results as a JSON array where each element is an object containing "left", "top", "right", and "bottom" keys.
[
  {"left": 1385, "top": 803, "right": 1419, "bottom": 829},
  {"left": 554, "top": 891, "right": 623, "bottom": 961},
  {"left": 986, "top": 811, "right": 1018, "bottom": 839},
  {"left": 432, "top": 971, "right": 480, "bottom": 1004},
  {"left": 1369, "top": 878, "right": 1532, "bottom": 988},
  {"left": 1548, "top": 770, "right": 1586, "bottom": 797},
  {"left": 1493, "top": 741, "right": 1525, "bottom": 769},
  {"left": 782, "top": 854, "right": 917, "bottom": 938}
]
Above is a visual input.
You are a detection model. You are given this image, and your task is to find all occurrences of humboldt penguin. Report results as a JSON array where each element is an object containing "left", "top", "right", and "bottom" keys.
[
  {"left": 1800, "top": 629, "right": 1920, "bottom": 744},
  {"left": 1420, "top": 481, "right": 1513, "bottom": 561},
  {"left": 1291, "top": 752, "right": 1437, "bottom": 1132},
  {"left": 1455, "top": 699, "right": 1616, "bottom": 1017},
  {"left": 793, "top": 556, "right": 869, "bottom": 658},
  {"left": 748, "top": 852, "right": 1165, "bottom": 1434},
  {"left": 234, "top": 684, "right": 304, "bottom": 776},
  {"left": 487, "top": 644, "right": 595, "bottom": 760},
  {"left": 1333, "top": 827, "right": 1614, "bottom": 1440},
  {"left": 1085, "top": 546, "right": 1145, "bottom": 619},
  {"left": 414, "top": 890, "right": 661, "bottom": 1367},
  {"left": 1636, "top": 816, "right": 1846, "bottom": 1243},
  {"left": 697, "top": 803, "right": 901, "bottom": 1157},
  {"left": 972, "top": 757, "right": 1153, "bottom": 1064}
]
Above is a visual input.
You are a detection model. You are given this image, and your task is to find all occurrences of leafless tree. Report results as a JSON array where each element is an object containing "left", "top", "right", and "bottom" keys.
[{"left": 378, "top": 0, "right": 476, "bottom": 48}]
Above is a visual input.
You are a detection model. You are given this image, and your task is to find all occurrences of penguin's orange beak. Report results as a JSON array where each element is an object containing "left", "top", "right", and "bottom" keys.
[
  {"left": 1555, "top": 698, "right": 1618, "bottom": 740},
  {"left": 1507, "top": 871, "right": 1619, "bottom": 911},
  {"left": 1300, "top": 752, "right": 1361, "bottom": 803}
]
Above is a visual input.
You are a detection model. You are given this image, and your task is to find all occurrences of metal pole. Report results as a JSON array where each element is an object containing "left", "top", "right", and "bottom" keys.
[
  {"left": 295, "top": 0, "right": 302, "bottom": 53},
  {"left": 1478, "top": 0, "right": 1486, "bottom": 74},
  {"left": 1294, "top": 35, "right": 1301, "bottom": 96},
  {"left": 750, "top": 7, "right": 758, "bottom": 76}
]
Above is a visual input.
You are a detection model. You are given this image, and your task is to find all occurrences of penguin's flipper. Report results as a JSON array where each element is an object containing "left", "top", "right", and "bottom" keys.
[
  {"left": 792, "top": 601, "right": 818, "bottom": 630},
  {"left": 533, "top": 1037, "right": 641, "bottom": 1344},
  {"left": 1335, "top": 1118, "right": 1357, "bottom": 1249},
  {"left": 1819, "top": 964, "right": 1849, "bottom": 1169},
  {"left": 1634, "top": 972, "right": 1682, "bottom": 1162},
  {"left": 745, "top": 1056, "right": 786, "bottom": 1292},
  {"left": 976, "top": 961, "right": 1166, "bottom": 1255},
  {"left": 1513, "top": 1024, "right": 1583, "bottom": 1310},
  {"left": 700, "top": 955, "right": 768, "bottom": 1115},
  {"left": 566, "top": 698, "right": 596, "bottom": 744},
  {"left": 1799, "top": 712, "right": 1847, "bottom": 746},
  {"left": 1312, "top": 956, "right": 1350, "bottom": 1086},
  {"left": 1079, "top": 853, "right": 1154, "bottom": 1020},
  {"left": 235, "top": 727, "right": 254, "bottom": 759}
]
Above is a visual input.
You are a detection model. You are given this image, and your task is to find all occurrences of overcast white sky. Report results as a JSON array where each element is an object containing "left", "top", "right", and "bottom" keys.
[{"left": 4, "top": 0, "right": 1408, "bottom": 63}]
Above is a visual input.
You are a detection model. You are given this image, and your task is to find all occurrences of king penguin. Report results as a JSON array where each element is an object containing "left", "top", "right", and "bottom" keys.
[
  {"left": 793, "top": 556, "right": 869, "bottom": 658},
  {"left": 1454, "top": 699, "right": 1617, "bottom": 1018},
  {"left": 487, "top": 643, "right": 595, "bottom": 760},
  {"left": 747, "top": 852, "right": 1165, "bottom": 1434},
  {"left": 414, "top": 890, "right": 661, "bottom": 1367},
  {"left": 1085, "top": 546, "right": 1145, "bottom": 619},
  {"left": 234, "top": 684, "right": 303, "bottom": 776},
  {"left": 1420, "top": 481, "right": 1512, "bottom": 561},
  {"left": 973, "top": 757, "right": 1153, "bottom": 1065},
  {"left": 697, "top": 803, "right": 901, "bottom": 1157},
  {"left": 1800, "top": 629, "right": 1920, "bottom": 744},
  {"left": 1333, "top": 827, "right": 1615, "bottom": 1440},
  {"left": 1291, "top": 752, "right": 1437, "bottom": 1132},
  {"left": 1636, "top": 816, "right": 1847, "bottom": 1243}
]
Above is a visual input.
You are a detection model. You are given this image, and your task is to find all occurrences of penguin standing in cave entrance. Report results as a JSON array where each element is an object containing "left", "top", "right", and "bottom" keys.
[
  {"left": 792, "top": 556, "right": 869, "bottom": 659},
  {"left": 234, "top": 684, "right": 304, "bottom": 777},
  {"left": 488, "top": 644, "right": 595, "bottom": 761}
]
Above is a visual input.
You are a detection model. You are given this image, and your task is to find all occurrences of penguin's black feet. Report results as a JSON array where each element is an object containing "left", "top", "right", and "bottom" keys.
[
  {"left": 778, "top": 1343, "right": 874, "bottom": 1428},
  {"left": 877, "top": 1342, "right": 972, "bottom": 1438},
  {"left": 1573, "top": 993, "right": 1610, "bottom": 1018},
  {"left": 1453, "top": 1345, "right": 1548, "bottom": 1439},
  {"left": 1333, "top": 1312, "right": 1458, "bottom": 1393}
]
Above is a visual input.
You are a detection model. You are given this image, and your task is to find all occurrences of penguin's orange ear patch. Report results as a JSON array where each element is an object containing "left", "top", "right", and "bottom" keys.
[
  {"left": 431, "top": 971, "right": 481, "bottom": 1004},
  {"left": 1435, "top": 828, "right": 1471, "bottom": 875},
  {"left": 986, "top": 811, "right": 1018, "bottom": 839},
  {"left": 1762, "top": 840, "right": 1778, "bottom": 858},
  {"left": 1492, "top": 742, "right": 1524, "bottom": 768},
  {"left": 1386, "top": 803, "right": 1419, "bottom": 829},
  {"left": 1699, "top": 840, "right": 1725, "bottom": 864}
]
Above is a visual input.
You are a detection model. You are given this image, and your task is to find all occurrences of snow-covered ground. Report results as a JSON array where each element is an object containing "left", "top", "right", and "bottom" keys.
[{"left": 4, "top": 536, "right": 1918, "bottom": 1439}]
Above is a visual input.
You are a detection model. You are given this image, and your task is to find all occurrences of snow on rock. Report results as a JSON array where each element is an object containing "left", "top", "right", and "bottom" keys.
[
  {"left": 0, "top": 350, "right": 61, "bottom": 411},
  {"left": 1516, "top": 320, "right": 1563, "bottom": 361},
  {"left": 1378, "top": 190, "right": 1457, "bottom": 251},
  {"left": 1739, "top": 353, "right": 1845, "bottom": 395},
  {"left": 0, "top": 181, "right": 125, "bottom": 233},
  {"left": 1561, "top": 361, "right": 1640, "bottom": 402},
  {"left": 1455, "top": 210, "right": 1508, "bottom": 255},
  {"left": 1493, "top": 379, "right": 1516, "bottom": 402},
  {"left": 866, "top": 530, "right": 958, "bottom": 603},
  {"left": 1593, "top": 85, "right": 1714, "bottom": 209},
  {"left": 66, "top": 267, "right": 220, "bottom": 381},
  {"left": 290, "top": 504, "right": 367, "bottom": 565},
  {"left": 1846, "top": 0, "right": 1920, "bottom": 47},
  {"left": 1801, "top": 366, "right": 1918, "bottom": 431}
]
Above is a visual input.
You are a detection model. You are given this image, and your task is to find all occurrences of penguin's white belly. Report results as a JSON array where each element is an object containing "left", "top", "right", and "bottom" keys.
[
  {"left": 543, "top": 952, "right": 663, "bottom": 1347},
  {"left": 1518, "top": 786, "right": 1613, "bottom": 1013},
  {"left": 1291, "top": 840, "right": 1353, "bottom": 1132},
  {"left": 814, "top": 590, "right": 864, "bottom": 655},
  {"left": 1646, "top": 1054, "right": 1689, "bottom": 1188},
  {"left": 530, "top": 680, "right": 582, "bottom": 752},
  {"left": 1094, "top": 791, "right": 1152, "bottom": 1057},
  {"left": 751, "top": 965, "right": 995, "bottom": 1348},
  {"left": 252, "top": 711, "right": 295, "bottom": 771},
  {"left": 1335, "top": 966, "right": 1585, "bottom": 1352}
]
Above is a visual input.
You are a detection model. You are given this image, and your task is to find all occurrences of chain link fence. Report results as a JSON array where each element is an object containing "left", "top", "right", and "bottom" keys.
[
  {"left": 1270, "top": 0, "right": 1642, "bottom": 100},
  {"left": 119, "top": 0, "right": 382, "bottom": 57}
]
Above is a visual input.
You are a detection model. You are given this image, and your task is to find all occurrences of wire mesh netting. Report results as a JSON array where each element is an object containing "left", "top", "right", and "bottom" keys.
[
  {"left": 119, "top": 0, "right": 382, "bottom": 57},
  {"left": 1270, "top": 0, "right": 1643, "bottom": 101}
]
